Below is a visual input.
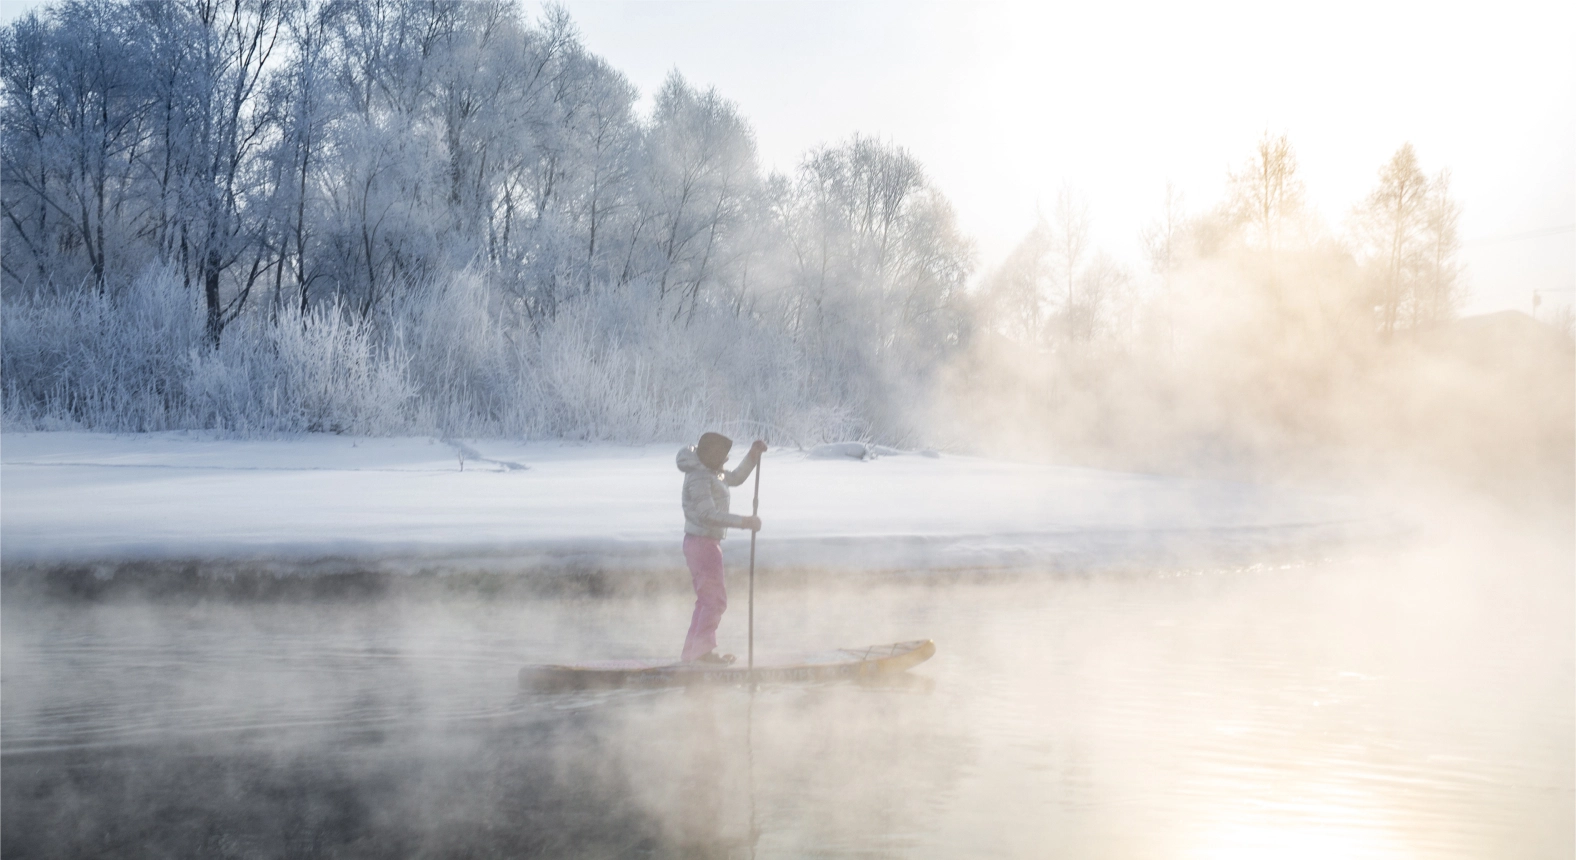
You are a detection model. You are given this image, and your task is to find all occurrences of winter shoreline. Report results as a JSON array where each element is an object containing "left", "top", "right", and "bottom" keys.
[{"left": 1, "top": 432, "right": 1404, "bottom": 585}]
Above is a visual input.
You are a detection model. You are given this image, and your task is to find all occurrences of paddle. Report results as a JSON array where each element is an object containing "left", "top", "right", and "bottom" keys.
[{"left": 748, "top": 448, "right": 761, "bottom": 672}]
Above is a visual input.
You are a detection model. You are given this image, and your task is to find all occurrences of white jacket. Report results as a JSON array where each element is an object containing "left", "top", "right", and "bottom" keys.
[{"left": 676, "top": 446, "right": 758, "bottom": 539}]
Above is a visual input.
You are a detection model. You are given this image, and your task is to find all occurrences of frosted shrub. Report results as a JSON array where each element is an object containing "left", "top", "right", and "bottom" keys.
[
  {"left": 524, "top": 302, "right": 702, "bottom": 440},
  {"left": 2, "top": 266, "right": 414, "bottom": 435},
  {"left": 509, "top": 288, "right": 849, "bottom": 443},
  {"left": 394, "top": 272, "right": 514, "bottom": 436},
  {"left": 186, "top": 304, "right": 415, "bottom": 434},
  {"left": 2, "top": 267, "right": 901, "bottom": 442},
  {"left": 273, "top": 306, "right": 414, "bottom": 434},
  {"left": 1, "top": 269, "right": 201, "bottom": 431}
]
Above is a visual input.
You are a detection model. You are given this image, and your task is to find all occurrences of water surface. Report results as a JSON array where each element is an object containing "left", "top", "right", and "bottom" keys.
[{"left": 4, "top": 514, "right": 1570, "bottom": 858}]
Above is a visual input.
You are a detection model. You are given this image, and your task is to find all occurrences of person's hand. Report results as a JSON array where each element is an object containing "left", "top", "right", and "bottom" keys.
[
  {"left": 749, "top": 439, "right": 768, "bottom": 457},
  {"left": 741, "top": 516, "right": 762, "bottom": 532}
]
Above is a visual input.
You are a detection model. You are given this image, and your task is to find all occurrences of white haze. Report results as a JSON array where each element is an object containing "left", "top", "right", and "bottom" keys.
[
  {"left": 557, "top": 0, "right": 1576, "bottom": 316},
  {"left": 2, "top": 492, "right": 1570, "bottom": 857},
  {"left": 0, "top": 2, "right": 1570, "bottom": 856}
]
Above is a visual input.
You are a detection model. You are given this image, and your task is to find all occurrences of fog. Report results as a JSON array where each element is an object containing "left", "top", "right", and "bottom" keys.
[
  {"left": 4, "top": 491, "right": 1570, "bottom": 857},
  {"left": 2, "top": 0, "right": 1573, "bottom": 856}
]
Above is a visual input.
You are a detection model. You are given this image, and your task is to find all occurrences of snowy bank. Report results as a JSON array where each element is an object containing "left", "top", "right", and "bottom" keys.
[{"left": 0, "top": 433, "right": 1397, "bottom": 576}]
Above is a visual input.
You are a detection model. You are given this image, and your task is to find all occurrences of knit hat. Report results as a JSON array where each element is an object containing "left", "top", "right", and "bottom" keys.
[{"left": 696, "top": 432, "right": 733, "bottom": 469}]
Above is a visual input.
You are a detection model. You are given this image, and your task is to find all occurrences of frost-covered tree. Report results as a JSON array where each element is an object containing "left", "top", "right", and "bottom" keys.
[
  {"left": 1050, "top": 185, "right": 1089, "bottom": 311},
  {"left": 0, "top": 1, "right": 150, "bottom": 292},
  {"left": 776, "top": 135, "right": 970, "bottom": 406},
  {"left": 544, "top": 51, "right": 638, "bottom": 298},
  {"left": 0, "top": 0, "right": 964, "bottom": 441},
  {"left": 1355, "top": 143, "right": 1428, "bottom": 335},
  {"left": 1139, "top": 183, "right": 1186, "bottom": 349},
  {"left": 1228, "top": 131, "right": 1305, "bottom": 255},
  {"left": 1068, "top": 250, "right": 1132, "bottom": 343},
  {"left": 982, "top": 185, "right": 1127, "bottom": 348},
  {"left": 638, "top": 72, "right": 758, "bottom": 323},
  {"left": 1416, "top": 168, "right": 1463, "bottom": 326},
  {"left": 980, "top": 215, "right": 1052, "bottom": 342},
  {"left": 265, "top": 0, "right": 336, "bottom": 317},
  {"left": 1141, "top": 182, "right": 1185, "bottom": 288},
  {"left": 175, "top": 0, "right": 287, "bottom": 345},
  {"left": 1352, "top": 143, "right": 1461, "bottom": 334}
]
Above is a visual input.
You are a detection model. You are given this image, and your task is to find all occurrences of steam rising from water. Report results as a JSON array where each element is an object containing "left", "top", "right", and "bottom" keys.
[{"left": 4, "top": 495, "right": 1569, "bottom": 858}]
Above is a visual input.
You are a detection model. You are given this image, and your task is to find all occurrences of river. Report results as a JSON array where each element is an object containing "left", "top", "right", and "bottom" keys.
[{"left": 3, "top": 506, "right": 1570, "bottom": 858}]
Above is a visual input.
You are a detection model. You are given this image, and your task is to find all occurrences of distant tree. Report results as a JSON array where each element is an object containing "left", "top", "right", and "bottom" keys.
[
  {"left": 0, "top": 2, "right": 150, "bottom": 293},
  {"left": 318, "top": 0, "right": 476, "bottom": 320},
  {"left": 0, "top": 9, "right": 68, "bottom": 288},
  {"left": 167, "top": 0, "right": 287, "bottom": 345},
  {"left": 1228, "top": 132, "right": 1304, "bottom": 255},
  {"left": 266, "top": 0, "right": 336, "bottom": 317},
  {"left": 1415, "top": 168, "right": 1463, "bottom": 326},
  {"left": 772, "top": 134, "right": 971, "bottom": 423},
  {"left": 637, "top": 72, "right": 757, "bottom": 323},
  {"left": 1046, "top": 185, "right": 1137, "bottom": 346},
  {"left": 1354, "top": 142, "right": 1429, "bottom": 335},
  {"left": 1140, "top": 182, "right": 1184, "bottom": 285},
  {"left": 982, "top": 215, "right": 1052, "bottom": 342},
  {"left": 1069, "top": 250, "right": 1131, "bottom": 343},
  {"left": 1050, "top": 184, "right": 1090, "bottom": 328},
  {"left": 465, "top": 3, "right": 584, "bottom": 319},
  {"left": 984, "top": 186, "right": 1130, "bottom": 348},
  {"left": 882, "top": 175, "right": 972, "bottom": 362},
  {"left": 1548, "top": 302, "right": 1575, "bottom": 345},
  {"left": 1139, "top": 182, "right": 1186, "bottom": 348},
  {"left": 562, "top": 53, "right": 638, "bottom": 296}
]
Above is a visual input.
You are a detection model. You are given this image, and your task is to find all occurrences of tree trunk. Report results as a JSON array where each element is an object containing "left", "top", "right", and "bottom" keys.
[{"left": 204, "top": 248, "right": 224, "bottom": 347}]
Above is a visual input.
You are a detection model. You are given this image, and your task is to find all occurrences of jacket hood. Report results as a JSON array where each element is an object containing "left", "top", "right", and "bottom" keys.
[{"left": 676, "top": 446, "right": 713, "bottom": 474}]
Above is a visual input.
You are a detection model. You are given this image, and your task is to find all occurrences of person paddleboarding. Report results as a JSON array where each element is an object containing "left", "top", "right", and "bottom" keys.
[{"left": 676, "top": 432, "right": 766, "bottom": 664}]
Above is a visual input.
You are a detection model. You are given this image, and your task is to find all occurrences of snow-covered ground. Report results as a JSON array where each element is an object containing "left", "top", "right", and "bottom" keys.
[{"left": 0, "top": 433, "right": 1398, "bottom": 575}]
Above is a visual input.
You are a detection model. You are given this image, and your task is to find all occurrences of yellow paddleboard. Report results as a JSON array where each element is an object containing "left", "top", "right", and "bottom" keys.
[{"left": 519, "top": 639, "right": 935, "bottom": 690}]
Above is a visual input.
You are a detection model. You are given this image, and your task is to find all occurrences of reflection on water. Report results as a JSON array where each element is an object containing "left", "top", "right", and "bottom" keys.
[{"left": 3, "top": 517, "right": 1571, "bottom": 858}]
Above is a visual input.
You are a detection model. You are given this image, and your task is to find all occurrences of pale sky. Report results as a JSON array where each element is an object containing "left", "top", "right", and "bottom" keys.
[
  {"left": 3, "top": 0, "right": 1571, "bottom": 314},
  {"left": 552, "top": 0, "right": 1575, "bottom": 316}
]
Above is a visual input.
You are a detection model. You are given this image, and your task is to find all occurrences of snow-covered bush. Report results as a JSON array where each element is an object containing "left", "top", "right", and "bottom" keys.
[
  {"left": 3, "top": 268, "right": 414, "bottom": 434},
  {"left": 185, "top": 303, "right": 414, "bottom": 434},
  {"left": 1, "top": 268, "right": 201, "bottom": 431},
  {"left": 1, "top": 263, "right": 880, "bottom": 441},
  {"left": 393, "top": 271, "right": 514, "bottom": 435},
  {"left": 507, "top": 282, "right": 824, "bottom": 442}
]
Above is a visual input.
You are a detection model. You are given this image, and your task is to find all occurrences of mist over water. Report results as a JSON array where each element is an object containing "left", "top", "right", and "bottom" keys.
[
  {"left": 4, "top": 493, "right": 1569, "bottom": 859},
  {"left": 1, "top": 0, "right": 1570, "bottom": 856}
]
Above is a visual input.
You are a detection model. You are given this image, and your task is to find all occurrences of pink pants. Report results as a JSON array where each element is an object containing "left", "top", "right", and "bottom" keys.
[{"left": 681, "top": 535, "right": 727, "bottom": 661}]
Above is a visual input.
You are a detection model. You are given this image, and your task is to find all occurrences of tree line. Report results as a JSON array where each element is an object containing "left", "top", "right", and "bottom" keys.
[
  {"left": 2, "top": 0, "right": 970, "bottom": 438},
  {"left": 979, "top": 134, "right": 1463, "bottom": 352},
  {"left": 1, "top": 0, "right": 1471, "bottom": 447}
]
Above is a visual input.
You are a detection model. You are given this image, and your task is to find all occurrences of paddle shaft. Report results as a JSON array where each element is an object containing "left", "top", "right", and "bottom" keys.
[{"left": 748, "top": 454, "right": 760, "bottom": 672}]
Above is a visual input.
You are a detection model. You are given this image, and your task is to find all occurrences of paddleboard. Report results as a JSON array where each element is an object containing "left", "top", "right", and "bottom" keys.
[{"left": 519, "top": 639, "right": 936, "bottom": 690}]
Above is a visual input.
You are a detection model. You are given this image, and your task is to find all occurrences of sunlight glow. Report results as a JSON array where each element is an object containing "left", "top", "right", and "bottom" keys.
[
  {"left": 557, "top": 0, "right": 1575, "bottom": 314},
  {"left": 1178, "top": 787, "right": 1417, "bottom": 860},
  {"left": 1186, "top": 821, "right": 1409, "bottom": 860}
]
